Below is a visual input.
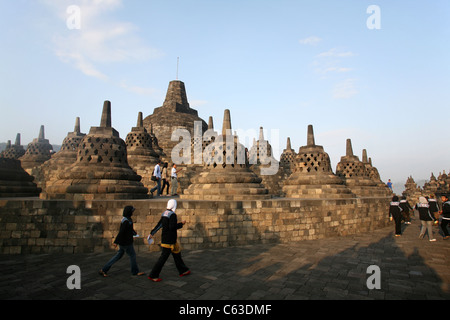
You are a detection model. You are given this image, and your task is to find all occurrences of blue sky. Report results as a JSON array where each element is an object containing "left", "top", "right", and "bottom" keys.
[{"left": 1, "top": 0, "right": 449, "bottom": 191}]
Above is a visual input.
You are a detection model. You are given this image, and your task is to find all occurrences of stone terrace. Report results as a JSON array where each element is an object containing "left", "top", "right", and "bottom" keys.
[{"left": 0, "top": 211, "right": 448, "bottom": 301}]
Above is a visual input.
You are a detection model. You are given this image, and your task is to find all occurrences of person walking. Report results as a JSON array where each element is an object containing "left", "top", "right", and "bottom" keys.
[
  {"left": 161, "top": 162, "right": 170, "bottom": 196},
  {"left": 399, "top": 195, "right": 413, "bottom": 225},
  {"left": 170, "top": 163, "right": 183, "bottom": 196},
  {"left": 147, "top": 199, "right": 190, "bottom": 282},
  {"left": 428, "top": 194, "right": 440, "bottom": 225},
  {"left": 389, "top": 195, "right": 403, "bottom": 237},
  {"left": 415, "top": 196, "right": 436, "bottom": 241},
  {"left": 439, "top": 194, "right": 450, "bottom": 240},
  {"left": 99, "top": 206, "right": 145, "bottom": 276},
  {"left": 150, "top": 160, "right": 162, "bottom": 197}
]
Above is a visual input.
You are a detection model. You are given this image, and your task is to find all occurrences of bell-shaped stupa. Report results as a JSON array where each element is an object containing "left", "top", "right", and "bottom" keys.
[
  {"left": 42, "top": 101, "right": 148, "bottom": 200},
  {"left": 181, "top": 109, "right": 269, "bottom": 200},
  {"left": 248, "top": 126, "right": 282, "bottom": 196},
  {"left": 125, "top": 112, "right": 160, "bottom": 190},
  {"left": 37, "top": 117, "right": 86, "bottom": 192},
  {"left": 0, "top": 134, "right": 26, "bottom": 159},
  {"left": 19, "top": 125, "right": 53, "bottom": 172},
  {"left": 335, "top": 139, "right": 386, "bottom": 197},
  {"left": 283, "top": 125, "right": 354, "bottom": 199}
]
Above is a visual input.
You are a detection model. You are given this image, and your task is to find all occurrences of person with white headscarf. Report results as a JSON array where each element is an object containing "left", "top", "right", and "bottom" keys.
[
  {"left": 415, "top": 196, "right": 436, "bottom": 241},
  {"left": 147, "top": 199, "right": 190, "bottom": 281}
]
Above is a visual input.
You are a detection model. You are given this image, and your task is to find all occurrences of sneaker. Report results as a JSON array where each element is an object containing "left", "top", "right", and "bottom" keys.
[
  {"left": 429, "top": 239, "right": 437, "bottom": 242},
  {"left": 443, "top": 236, "right": 450, "bottom": 240}
]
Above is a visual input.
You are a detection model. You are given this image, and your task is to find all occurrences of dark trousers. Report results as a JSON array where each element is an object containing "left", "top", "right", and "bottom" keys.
[
  {"left": 161, "top": 179, "right": 170, "bottom": 195},
  {"left": 149, "top": 247, "right": 189, "bottom": 278},
  {"left": 102, "top": 245, "right": 139, "bottom": 275},
  {"left": 441, "top": 219, "right": 450, "bottom": 237},
  {"left": 392, "top": 212, "right": 402, "bottom": 235}
]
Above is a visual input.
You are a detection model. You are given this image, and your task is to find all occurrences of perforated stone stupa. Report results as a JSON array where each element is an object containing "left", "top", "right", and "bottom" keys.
[
  {"left": 125, "top": 112, "right": 160, "bottom": 190},
  {"left": 336, "top": 139, "right": 388, "bottom": 197},
  {"left": 181, "top": 109, "right": 269, "bottom": 200},
  {"left": 0, "top": 134, "right": 25, "bottom": 160},
  {"left": 283, "top": 125, "right": 354, "bottom": 199},
  {"left": 36, "top": 117, "right": 86, "bottom": 193},
  {"left": 19, "top": 125, "right": 53, "bottom": 172},
  {"left": 362, "top": 149, "right": 391, "bottom": 195},
  {"left": 248, "top": 127, "right": 282, "bottom": 196},
  {"left": 42, "top": 101, "right": 148, "bottom": 200}
]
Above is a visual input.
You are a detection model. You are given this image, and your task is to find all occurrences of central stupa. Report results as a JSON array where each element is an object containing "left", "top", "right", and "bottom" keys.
[{"left": 143, "top": 80, "right": 208, "bottom": 160}]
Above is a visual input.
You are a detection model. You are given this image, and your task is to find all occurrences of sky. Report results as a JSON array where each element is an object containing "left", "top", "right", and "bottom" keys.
[{"left": 1, "top": 0, "right": 449, "bottom": 193}]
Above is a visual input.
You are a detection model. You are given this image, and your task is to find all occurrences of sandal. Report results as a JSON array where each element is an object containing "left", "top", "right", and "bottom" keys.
[
  {"left": 134, "top": 272, "right": 145, "bottom": 276},
  {"left": 180, "top": 270, "right": 191, "bottom": 277}
]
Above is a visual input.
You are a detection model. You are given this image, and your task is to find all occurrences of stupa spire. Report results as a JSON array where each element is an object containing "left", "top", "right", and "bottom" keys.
[
  {"left": 100, "top": 101, "right": 112, "bottom": 128},
  {"left": 346, "top": 139, "right": 354, "bottom": 157},
  {"left": 137, "top": 112, "right": 144, "bottom": 128},
  {"left": 222, "top": 109, "right": 232, "bottom": 136},
  {"left": 307, "top": 125, "right": 315, "bottom": 146}
]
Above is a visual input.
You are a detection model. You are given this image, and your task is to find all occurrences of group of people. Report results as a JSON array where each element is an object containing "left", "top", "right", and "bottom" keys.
[
  {"left": 99, "top": 199, "right": 190, "bottom": 282},
  {"left": 150, "top": 160, "right": 183, "bottom": 197},
  {"left": 389, "top": 194, "right": 450, "bottom": 241}
]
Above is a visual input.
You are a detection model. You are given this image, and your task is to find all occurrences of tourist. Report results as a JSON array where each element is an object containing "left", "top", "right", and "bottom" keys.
[
  {"left": 428, "top": 194, "right": 440, "bottom": 225},
  {"left": 415, "top": 196, "right": 436, "bottom": 241},
  {"left": 389, "top": 195, "right": 403, "bottom": 236},
  {"left": 171, "top": 163, "right": 183, "bottom": 196},
  {"left": 387, "top": 179, "right": 393, "bottom": 192},
  {"left": 161, "top": 162, "right": 170, "bottom": 196},
  {"left": 399, "top": 195, "right": 413, "bottom": 225},
  {"left": 439, "top": 195, "right": 450, "bottom": 240},
  {"left": 99, "top": 206, "right": 145, "bottom": 276},
  {"left": 147, "top": 199, "right": 190, "bottom": 282},
  {"left": 150, "top": 160, "right": 162, "bottom": 196}
]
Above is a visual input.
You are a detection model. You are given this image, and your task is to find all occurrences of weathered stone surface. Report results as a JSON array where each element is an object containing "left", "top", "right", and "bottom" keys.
[{"left": 0, "top": 196, "right": 390, "bottom": 254}]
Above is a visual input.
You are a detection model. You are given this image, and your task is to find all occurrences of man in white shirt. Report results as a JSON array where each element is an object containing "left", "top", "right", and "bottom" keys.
[
  {"left": 170, "top": 163, "right": 183, "bottom": 196},
  {"left": 150, "top": 160, "right": 162, "bottom": 196}
]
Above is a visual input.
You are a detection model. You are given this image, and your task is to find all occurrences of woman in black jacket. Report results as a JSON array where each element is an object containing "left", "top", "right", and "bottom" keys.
[
  {"left": 148, "top": 199, "right": 190, "bottom": 282},
  {"left": 389, "top": 195, "right": 403, "bottom": 237},
  {"left": 99, "top": 206, "right": 145, "bottom": 276}
]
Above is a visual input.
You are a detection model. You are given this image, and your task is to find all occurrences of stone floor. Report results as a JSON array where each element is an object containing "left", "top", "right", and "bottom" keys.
[{"left": 0, "top": 214, "right": 449, "bottom": 304}]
